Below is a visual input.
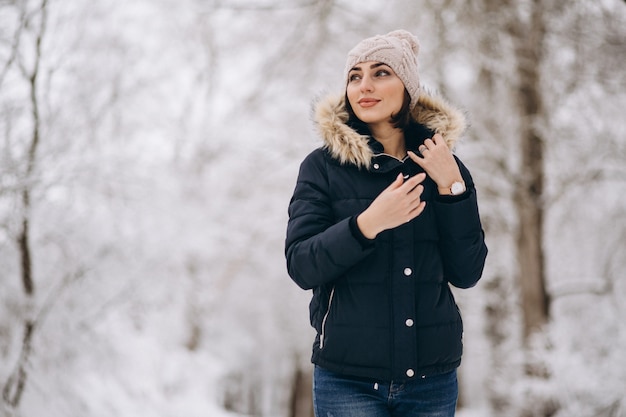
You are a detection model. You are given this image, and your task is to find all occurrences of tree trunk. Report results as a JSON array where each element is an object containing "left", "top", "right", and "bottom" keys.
[
  {"left": 468, "top": 0, "right": 555, "bottom": 413},
  {"left": 2, "top": 0, "right": 49, "bottom": 409},
  {"left": 2, "top": 321, "right": 34, "bottom": 407},
  {"left": 289, "top": 366, "right": 313, "bottom": 417},
  {"left": 509, "top": 0, "right": 550, "bottom": 345}
]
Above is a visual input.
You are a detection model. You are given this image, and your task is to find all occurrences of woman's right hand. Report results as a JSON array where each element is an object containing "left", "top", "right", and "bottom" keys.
[{"left": 356, "top": 172, "right": 427, "bottom": 239}]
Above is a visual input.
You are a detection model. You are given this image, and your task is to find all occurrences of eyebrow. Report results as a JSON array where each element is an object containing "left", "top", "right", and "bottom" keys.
[{"left": 349, "top": 62, "right": 389, "bottom": 72}]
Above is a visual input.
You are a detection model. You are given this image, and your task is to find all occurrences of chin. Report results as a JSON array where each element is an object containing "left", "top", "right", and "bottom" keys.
[{"left": 355, "top": 112, "right": 389, "bottom": 125}]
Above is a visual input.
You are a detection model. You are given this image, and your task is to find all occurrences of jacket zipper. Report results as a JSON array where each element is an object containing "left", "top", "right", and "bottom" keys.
[{"left": 319, "top": 287, "right": 335, "bottom": 349}]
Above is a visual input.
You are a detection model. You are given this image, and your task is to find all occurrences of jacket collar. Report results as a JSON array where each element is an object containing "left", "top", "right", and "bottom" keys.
[{"left": 313, "top": 91, "right": 467, "bottom": 170}]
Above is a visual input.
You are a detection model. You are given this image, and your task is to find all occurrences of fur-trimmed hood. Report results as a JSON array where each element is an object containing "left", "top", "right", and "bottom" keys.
[{"left": 313, "top": 91, "right": 467, "bottom": 169}]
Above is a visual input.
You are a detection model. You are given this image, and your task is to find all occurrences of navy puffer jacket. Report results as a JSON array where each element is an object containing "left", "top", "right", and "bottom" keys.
[{"left": 285, "top": 92, "right": 488, "bottom": 381}]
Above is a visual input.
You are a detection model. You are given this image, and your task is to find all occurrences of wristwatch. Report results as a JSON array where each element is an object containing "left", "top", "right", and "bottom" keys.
[{"left": 450, "top": 181, "right": 466, "bottom": 195}]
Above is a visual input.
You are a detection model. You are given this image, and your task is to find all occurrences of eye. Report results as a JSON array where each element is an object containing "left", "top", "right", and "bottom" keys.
[
  {"left": 375, "top": 69, "right": 391, "bottom": 77},
  {"left": 348, "top": 73, "right": 362, "bottom": 82}
]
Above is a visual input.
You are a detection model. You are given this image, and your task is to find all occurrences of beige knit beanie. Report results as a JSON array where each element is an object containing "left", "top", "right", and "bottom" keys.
[{"left": 344, "top": 30, "right": 421, "bottom": 108}]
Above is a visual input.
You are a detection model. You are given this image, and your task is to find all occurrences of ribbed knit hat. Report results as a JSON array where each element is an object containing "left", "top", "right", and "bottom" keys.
[{"left": 344, "top": 30, "right": 421, "bottom": 108}]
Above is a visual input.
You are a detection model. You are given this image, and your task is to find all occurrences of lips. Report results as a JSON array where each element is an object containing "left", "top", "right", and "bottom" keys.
[{"left": 358, "top": 98, "right": 380, "bottom": 108}]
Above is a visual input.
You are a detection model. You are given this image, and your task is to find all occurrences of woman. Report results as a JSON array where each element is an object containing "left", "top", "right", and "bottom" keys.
[{"left": 285, "top": 30, "right": 488, "bottom": 417}]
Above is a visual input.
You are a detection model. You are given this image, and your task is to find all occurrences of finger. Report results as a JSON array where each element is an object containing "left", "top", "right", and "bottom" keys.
[
  {"left": 423, "top": 138, "right": 435, "bottom": 149},
  {"left": 407, "top": 150, "right": 422, "bottom": 163},
  {"left": 408, "top": 152, "right": 429, "bottom": 170},
  {"left": 400, "top": 173, "right": 426, "bottom": 192},
  {"left": 409, "top": 201, "right": 427, "bottom": 217},
  {"left": 412, "top": 172, "right": 427, "bottom": 183},
  {"left": 386, "top": 173, "right": 405, "bottom": 190},
  {"left": 432, "top": 133, "right": 444, "bottom": 145},
  {"left": 407, "top": 184, "right": 424, "bottom": 201}
]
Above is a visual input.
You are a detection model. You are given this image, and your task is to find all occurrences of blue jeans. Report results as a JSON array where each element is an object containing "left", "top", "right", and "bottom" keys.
[{"left": 313, "top": 366, "right": 458, "bottom": 417}]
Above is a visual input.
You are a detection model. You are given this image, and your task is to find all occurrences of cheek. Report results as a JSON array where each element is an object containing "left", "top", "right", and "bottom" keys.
[
  {"left": 346, "top": 85, "right": 359, "bottom": 108},
  {"left": 391, "top": 88, "right": 405, "bottom": 112}
]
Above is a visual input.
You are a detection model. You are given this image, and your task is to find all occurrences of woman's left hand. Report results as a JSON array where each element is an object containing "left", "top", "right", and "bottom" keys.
[{"left": 407, "top": 133, "right": 464, "bottom": 195}]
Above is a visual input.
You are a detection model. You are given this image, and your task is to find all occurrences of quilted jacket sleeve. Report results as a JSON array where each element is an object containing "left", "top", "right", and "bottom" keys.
[
  {"left": 433, "top": 157, "right": 488, "bottom": 289},
  {"left": 285, "top": 150, "right": 374, "bottom": 290}
]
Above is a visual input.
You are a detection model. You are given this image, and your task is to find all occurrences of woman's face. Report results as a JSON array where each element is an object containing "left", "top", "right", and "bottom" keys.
[{"left": 346, "top": 61, "right": 405, "bottom": 128}]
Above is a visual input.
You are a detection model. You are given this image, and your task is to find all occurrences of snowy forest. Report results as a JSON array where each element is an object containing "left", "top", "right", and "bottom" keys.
[{"left": 1, "top": 0, "right": 625, "bottom": 416}]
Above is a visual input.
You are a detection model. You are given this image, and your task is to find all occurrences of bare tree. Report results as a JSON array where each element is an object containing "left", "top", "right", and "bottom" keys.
[
  {"left": 1, "top": 0, "right": 48, "bottom": 409},
  {"left": 462, "top": 0, "right": 626, "bottom": 414},
  {"left": 507, "top": 0, "right": 552, "bottom": 350},
  {"left": 471, "top": 0, "right": 551, "bottom": 349}
]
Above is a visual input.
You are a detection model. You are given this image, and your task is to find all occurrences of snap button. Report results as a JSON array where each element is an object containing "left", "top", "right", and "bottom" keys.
[
  {"left": 406, "top": 369, "right": 415, "bottom": 378},
  {"left": 405, "top": 319, "right": 414, "bottom": 327},
  {"left": 403, "top": 267, "right": 412, "bottom": 276},
  {"left": 373, "top": 163, "right": 380, "bottom": 169}
]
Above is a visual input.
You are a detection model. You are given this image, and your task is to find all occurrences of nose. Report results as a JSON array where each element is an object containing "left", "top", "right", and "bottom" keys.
[{"left": 359, "top": 75, "right": 374, "bottom": 92}]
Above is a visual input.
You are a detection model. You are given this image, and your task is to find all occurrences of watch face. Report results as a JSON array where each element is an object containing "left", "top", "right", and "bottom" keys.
[{"left": 451, "top": 182, "right": 465, "bottom": 195}]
